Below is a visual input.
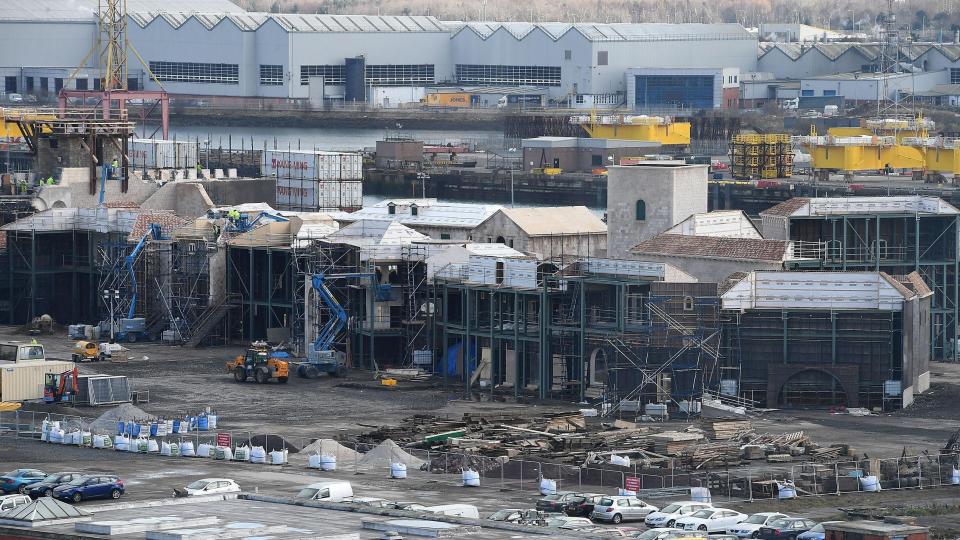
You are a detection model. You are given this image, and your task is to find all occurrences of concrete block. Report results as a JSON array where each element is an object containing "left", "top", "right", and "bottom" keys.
[
  {"left": 188, "top": 169, "right": 198, "bottom": 180},
  {"left": 227, "top": 169, "right": 237, "bottom": 178},
  {"left": 362, "top": 520, "right": 480, "bottom": 538},
  {"left": 76, "top": 516, "right": 219, "bottom": 535},
  {"left": 146, "top": 524, "right": 287, "bottom": 540},
  {"left": 214, "top": 169, "right": 224, "bottom": 179}
]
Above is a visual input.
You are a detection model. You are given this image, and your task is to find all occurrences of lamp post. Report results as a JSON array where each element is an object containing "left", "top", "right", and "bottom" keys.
[
  {"left": 103, "top": 289, "right": 119, "bottom": 343},
  {"left": 417, "top": 171, "right": 429, "bottom": 199}
]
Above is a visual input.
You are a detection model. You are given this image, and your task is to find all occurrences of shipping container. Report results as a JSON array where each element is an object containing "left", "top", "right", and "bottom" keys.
[
  {"left": 177, "top": 142, "right": 198, "bottom": 169},
  {"left": 339, "top": 153, "right": 363, "bottom": 180},
  {"left": 340, "top": 181, "right": 363, "bottom": 208},
  {"left": 276, "top": 176, "right": 319, "bottom": 210},
  {"left": 263, "top": 150, "right": 318, "bottom": 180},
  {"left": 0, "top": 360, "right": 75, "bottom": 402},
  {"left": 129, "top": 139, "right": 197, "bottom": 169},
  {"left": 129, "top": 140, "right": 156, "bottom": 169},
  {"left": 423, "top": 92, "right": 472, "bottom": 108}
]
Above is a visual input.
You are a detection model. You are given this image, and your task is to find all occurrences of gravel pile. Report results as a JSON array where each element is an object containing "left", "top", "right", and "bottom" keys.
[
  {"left": 291, "top": 438, "right": 362, "bottom": 464},
  {"left": 359, "top": 439, "right": 425, "bottom": 468},
  {"left": 88, "top": 403, "right": 155, "bottom": 433}
]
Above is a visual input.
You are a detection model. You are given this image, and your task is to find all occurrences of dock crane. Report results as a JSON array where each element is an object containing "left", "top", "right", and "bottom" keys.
[{"left": 299, "top": 272, "right": 385, "bottom": 378}]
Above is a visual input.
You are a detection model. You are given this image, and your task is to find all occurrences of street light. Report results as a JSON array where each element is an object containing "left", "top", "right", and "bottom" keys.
[
  {"left": 416, "top": 171, "right": 429, "bottom": 199},
  {"left": 102, "top": 289, "right": 120, "bottom": 343}
]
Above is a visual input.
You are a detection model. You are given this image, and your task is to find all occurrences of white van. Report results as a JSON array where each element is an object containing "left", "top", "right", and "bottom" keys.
[
  {"left": 420, "top": 504, "right": 480, "bottom": 519},
  {"left": 294, "top": 481, "right": 353, "bottom": 502}
]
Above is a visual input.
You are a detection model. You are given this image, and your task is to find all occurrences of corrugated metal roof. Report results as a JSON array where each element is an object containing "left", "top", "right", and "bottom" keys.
[
  {"left": 666, "top": 210, "right": 761, "bottom": 239},
  {"left": 0, "top": 0, "right": 242, "bottom": 21},
  {"left": 338, "top": 199, "right": 502, "bottom": 229},
  {"left": 761, "top": 196, "right": 959, "bottom": 217},
  {"left": 450, "top": 22, "right": 753, "bottom": 43},
  {"left": 759, "top": 41, "right": 960, "bottom": 64},
  {"left": 129, "top": 12, "right": 447, "bottom": 32},
  {"left": 496, "top": 206, "right": 607, "bottom": 236}
]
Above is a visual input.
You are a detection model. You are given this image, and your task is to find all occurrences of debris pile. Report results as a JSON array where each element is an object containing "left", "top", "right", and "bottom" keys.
[{"left": 88, "top": 403, "right": 155, "bottom": 433}]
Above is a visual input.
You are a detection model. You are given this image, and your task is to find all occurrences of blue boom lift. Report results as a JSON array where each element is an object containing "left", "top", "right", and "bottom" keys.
[{"left": 299, "top": 272, "right": 384, "bottom": 378}]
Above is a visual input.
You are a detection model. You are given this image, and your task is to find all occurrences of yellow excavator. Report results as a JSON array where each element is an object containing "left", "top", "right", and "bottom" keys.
[{"left": 226, "top": 341, "right": 289, "bottom": 384}]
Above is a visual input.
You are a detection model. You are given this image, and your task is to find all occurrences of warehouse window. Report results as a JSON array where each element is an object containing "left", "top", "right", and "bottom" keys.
[
  {"left": 75, "top": 78, "right": 87, "bottom": 90},
  {"left": 259, "top": 65, "right": 284, "bottom": 86},
  {"left": 300, "top": 65, "right": 345, "bottom": 86},
  {"left": 597, "top": 51, "right": 608, "bottom": 66},
  {"left": 564, "top": 50, "right": 572, "bottom": 60},
  {"left": 683, "top": 296, "right": 695, "bottom": 311},
  {"left": 801, "top": 89, "right": 814, "bottom": 96},
  {"left": 633, "top": 75, "right": 714, "bottom": 109},
  {"left": 149, "top": 61, "right": 239, "bottom": 84},
  {"left": 455, "top": 65, "right": 561, "bottom": 87},
  {"left": 823, "top": 90, "right": 837, "bottom": 96},
  {"left": 952, "top": 68, "right": 960, "bottom": 84},
  {"left": 365, "top": 64, "right": 434, "bottom": 86},
  {"left": 635, "top": 200, "right": 646, "bottom": 221}
]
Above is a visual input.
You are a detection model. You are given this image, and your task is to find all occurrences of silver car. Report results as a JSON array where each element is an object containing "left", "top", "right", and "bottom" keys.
[{"left": 591, "top": 496, "right": 659, "bottom": 524}]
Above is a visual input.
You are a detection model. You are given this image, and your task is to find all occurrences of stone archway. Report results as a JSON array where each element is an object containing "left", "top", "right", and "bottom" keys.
[
  {"left": 588, "top": 347, "right": 608, "bottom": 386},
  {"left": 768, "top": 364, "right": 860, "bottom": 408},
  {"left": 51, "top": 200, "right": 66, "bottom": 209}
]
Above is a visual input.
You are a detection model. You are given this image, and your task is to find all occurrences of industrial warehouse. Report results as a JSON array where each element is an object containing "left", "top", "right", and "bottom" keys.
[{"left": 1, "top": 0, "right": 960, "bottom": 538}]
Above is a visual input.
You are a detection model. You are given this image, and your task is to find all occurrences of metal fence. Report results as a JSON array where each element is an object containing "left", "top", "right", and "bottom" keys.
[{"left": 3, "top": 409, "right": 958, "bottom": 503}]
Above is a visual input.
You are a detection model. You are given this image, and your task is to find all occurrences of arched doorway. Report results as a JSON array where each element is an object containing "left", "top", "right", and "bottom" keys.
[
  {"left": 588, "top": 347, "right": 608, "bottom": 387},
  {"left": 778, "top": 369, "right": 848, "bottom": 407},
  {"left": 52, "top": 200, "right": 66, "bottom": 208},
  {"left": 495, "top": 235, "right": 506, "bottom": 244}
]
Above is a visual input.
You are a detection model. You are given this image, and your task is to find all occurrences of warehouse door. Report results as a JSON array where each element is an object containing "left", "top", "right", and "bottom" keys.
[{"left": 778, "top": 369, "right": 847, "bottom": 407}]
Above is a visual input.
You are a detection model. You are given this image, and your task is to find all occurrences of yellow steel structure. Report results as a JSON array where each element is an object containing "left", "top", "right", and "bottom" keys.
[
  {"left": 807, "top": 142, "right": 926, "bottom": 172},
  {"left": 923, "top": 146, "right": 960, "bottom": 175},
  {"left": 571, "top": 114, "right": 691, "bottom": 145},
  {"left": 798, "top": 121, "right": 934, "bottom": 174}
]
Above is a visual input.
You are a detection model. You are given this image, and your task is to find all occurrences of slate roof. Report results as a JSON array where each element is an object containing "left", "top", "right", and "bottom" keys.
[
  {"left": 631, "top": 234, "right": 790, "bottom": 262},
  {"left": 759, "top": 198, "right": 810, "bottom": 218}
]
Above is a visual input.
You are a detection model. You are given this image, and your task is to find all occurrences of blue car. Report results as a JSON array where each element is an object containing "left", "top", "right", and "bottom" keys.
[
  {"left": 0, "top": 469, "right": 47, "bottom": 494},
  {"left": 52, "top": 474, "right": 124, "bottom": 503},
  {"left": 27, "top": 472, "right": 83, "bottom": 499},
  {"left": 797, "top": 522, "right": 843, "bottom": 540}
]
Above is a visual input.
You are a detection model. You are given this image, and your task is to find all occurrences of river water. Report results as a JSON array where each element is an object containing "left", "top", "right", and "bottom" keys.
[{"left": 144, "top": 123, "right": 505, "bottom": 153}]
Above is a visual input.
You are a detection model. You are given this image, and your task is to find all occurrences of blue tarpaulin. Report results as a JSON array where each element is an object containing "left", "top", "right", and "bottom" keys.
[{"left": 445, "top": 341, "right": 477, "bottom": 376}]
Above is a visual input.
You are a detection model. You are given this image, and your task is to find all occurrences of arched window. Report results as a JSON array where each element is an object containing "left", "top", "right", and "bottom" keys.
[{"left": 635, "top": 200, "right": 646, "bottom": 221}]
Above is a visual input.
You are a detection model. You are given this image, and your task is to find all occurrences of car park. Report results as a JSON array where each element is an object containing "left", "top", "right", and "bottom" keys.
[
  {"left": 0, "top": 494, "right": 30, "bottom": 512},
  {"left": 757, "top": 518, "right": 818, "bottom": 540},
  {"left": 645, "top": 501, "right": 714, "bottom": 528},
  {"left": 728, "top": 513, "right": 789, "bottom": 538},
  {"left": 592, "top": 496, "right": 660, "bottom": 524},
  {"left": 0, "top": 469, "right": 47, "bottom": 494},
  {"left": 563, "top": 493, "right": 605, "bottom": 517},
  {"left": 173, "top": 478, "right": 240, "bottom": 497},
  {"left": 487, "top": 509, "right": 548, "bottom": 526},
  {"left": 796, "top": 522, "right": 843, "bottom": 540},
  {"left": 52, "top": 474, "right": 123, "bottom": 503},
  {"left": 536, "top": 491, "right": 582, "bottom": 512},
  {"left": 546, "top": 516, "right": 595, "bottom": 530},
  {"left": 676, "top": 509, "right": 748, "bottom": 533},
  {"left": 631, "top": 528, "right": 694, "bottom": 540},
  {"left": 26, "top": 472, "right": 82, "bottom": 499}
]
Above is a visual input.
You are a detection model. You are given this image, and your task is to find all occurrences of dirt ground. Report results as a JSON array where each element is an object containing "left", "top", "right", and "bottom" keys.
[{"left": 5, "top": 327, "right": 960, "bottom": 537}]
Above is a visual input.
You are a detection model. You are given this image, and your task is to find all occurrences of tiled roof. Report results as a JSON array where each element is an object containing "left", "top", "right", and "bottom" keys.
[
  {"left": 126, "top": 211, "right": 189, "bottom": 242},
  {"left": 759, "top": 198, "right": 810, "bottom": 218},
  {"left": 890, "top": 272, "right": 933, "bottom": 298},
  {"left": 631, "top": 233, "right": 790, "bottom": 262}
]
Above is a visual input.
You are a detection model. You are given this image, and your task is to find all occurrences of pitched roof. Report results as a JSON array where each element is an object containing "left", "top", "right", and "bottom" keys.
[
  {"left": 449, "top": 22, "right": 752, "bottom": 43},
  {"left": 759, "top": 198, "right": 810, "bottom": 218},
  {"left": 631, "top": 234, "right": 790, "bottom": 262},
  {"left": 495, "top": 207, "right": 607, "bottom": 236},
  {"left": 0, "top": 497, "right": 89, "bottom": 522},
  {"left": 666, "top": 210, "right": 762, "bottom": 239},
  {"left": 125, "top": 210, "right": 188, "bottom": 242},
  {"left": 721, "top": 271, "right": 914, "bottom": 311},
  {"left": 890, "top": 272, "right": 933, "bottom": 298}
]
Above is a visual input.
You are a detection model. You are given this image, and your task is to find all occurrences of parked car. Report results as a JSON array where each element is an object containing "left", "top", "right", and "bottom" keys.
[
  {"left": 173, "top": 478, "right": 240, "bottom": 497},
  {"left": 592, "top": 496, "right": 659, "bottom": 524},
  {"left": 645, "top": 501, "right": 714, "bottom": 528},
  {"left": 545, "top": 516, "right": 595, "bottom": 530},
  {"left": 0, "top": 494, "right": 31, "bottom": 512},
  {"left": 487, "top": 509, "right": 548, "bottom": 526},
  {"left": 7, "top": 94, "right": 23, "bottom": 103},
  {"left": 0, "top": 469, "right": 47, "bottom": 494},
  {"left": 563, "top": 493, "right": 605, "bottom": 517},
  {"left": 728, "top": 513, "right": 789, "bottom": 538},
  {"left": 757, "top": 518, "right": 818, "bottom": 540},
  {"left": 26, "top": 472, "right": 83, "bottom": 499},
  {"left": 796, "top": 522, "right": 843, "bottom": 540},
  {"left": 676, "top": 509, "right": 748, "bottom": 533},
  {"left": 536, "top": 491, "right": 582, "bottom": 512},
  {"left": 631, "top": 528, "right": 691, "bottom": 540},
  {"left": 52, "top": 474, "right": 123, "bottom": 503}
]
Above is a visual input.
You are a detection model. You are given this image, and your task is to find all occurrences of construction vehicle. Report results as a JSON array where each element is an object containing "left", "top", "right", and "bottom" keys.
[
  {"left": 100, "top": 223, "right": 163, "bottom": 343},
  {"left": 226, "top": 341, "right": 289, "bottom": 384},
  {"left": 43, "top": 368, "right": 79, "bottom": 404},
  {"left": 298, "top": 272, "right": 387, "bottom": 378},
  {"left": 71, "top": 341, "right": 124, "bottom": 362}
]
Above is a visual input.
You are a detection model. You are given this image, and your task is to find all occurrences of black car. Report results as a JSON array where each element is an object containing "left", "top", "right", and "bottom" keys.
[
  {"left": 27, "top": 472, "right": 83, "bottom": 499},
  {"left": 757, "top": 518, "right": 818, "bottom": 540},
  {"left": 536, "top": 492, "right": 582, "bottom": 512},
  {"left": 563, "top": 494, "right": 604, "bottom": 517}
]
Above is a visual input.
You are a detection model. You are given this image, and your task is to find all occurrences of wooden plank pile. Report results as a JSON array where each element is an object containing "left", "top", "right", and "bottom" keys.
[
  {"left": 703, "top": 420, "right": 752, "bottom": 440},
  {"left": 649, "top": 431, "right": 705, "bottom": 455}
]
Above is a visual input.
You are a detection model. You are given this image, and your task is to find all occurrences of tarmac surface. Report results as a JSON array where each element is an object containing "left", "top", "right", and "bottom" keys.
[{"left": 4, "top": 327, "right": 960, "bottom": 537}]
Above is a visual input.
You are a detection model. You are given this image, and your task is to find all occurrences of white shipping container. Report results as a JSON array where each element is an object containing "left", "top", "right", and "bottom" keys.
[
  {"left": 317, "top": 181, "right": 342, "bottom": 208},
  {"left": 155, "top": 141, "right": 177, "bottom": 169},
  {"left": 340, "top": 153, "right": 363, "bottom": 180},
  {"left": 0, "top": 360, "right": 76, "bottom": 402},
  {"left": 276, "top": 176, "right": 319, "bottom": 209},
  {"left": 129, "top": 140, "right": 156, "bottom": 168},
  {"left": 264, "top": 150, "right": 318, "bottom": 180},
  {"left": 340, "top": 181, "right": 363, "bottom": 208}
]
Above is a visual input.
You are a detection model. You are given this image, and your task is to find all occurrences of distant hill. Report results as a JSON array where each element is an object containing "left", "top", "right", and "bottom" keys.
[{"left": 230, "top": 0, "right": 960, "bottom": 36}]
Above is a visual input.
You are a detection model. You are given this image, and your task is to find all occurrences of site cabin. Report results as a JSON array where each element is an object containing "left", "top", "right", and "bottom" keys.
[{"left": 0, "top": 342, "right": 46, "bottom": 363}]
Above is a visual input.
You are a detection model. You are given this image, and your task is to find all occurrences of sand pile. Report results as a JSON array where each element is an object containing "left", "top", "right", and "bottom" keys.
[
  {"left": 88, "top": 403, "right": 155, "bottom": 433},
  {"left": 290, "top": 438, "right": 362, "bottom": 464},
  {"left": 359, "top": 439, "right": 425, "bottom": 468}
]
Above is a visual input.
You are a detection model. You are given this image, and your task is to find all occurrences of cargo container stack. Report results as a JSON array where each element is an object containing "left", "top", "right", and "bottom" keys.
[
  {"left": 265, "top": 149, "right": 363, "bottom": 212},
  {"left": 731, "top": 134, "right": 792, "bottom": 180},
  {"left": 129, "top": 139, "right": 199, "bottom": 170}
]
